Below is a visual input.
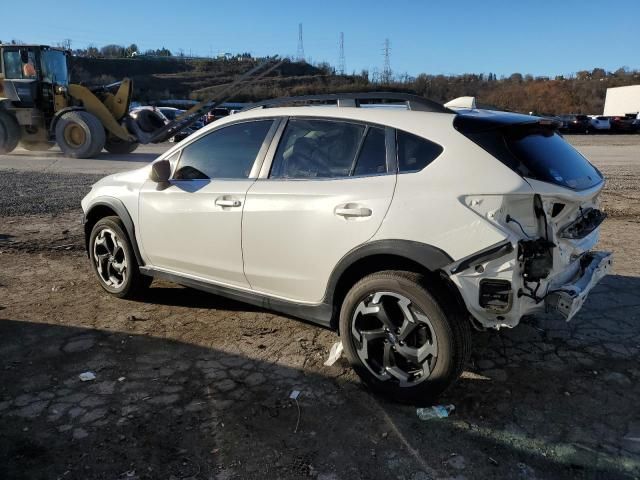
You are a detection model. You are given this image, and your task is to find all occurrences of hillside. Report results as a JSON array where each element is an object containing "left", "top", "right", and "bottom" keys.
[{"left": 69, "top": 56, "right": 640, "bottom": 115}]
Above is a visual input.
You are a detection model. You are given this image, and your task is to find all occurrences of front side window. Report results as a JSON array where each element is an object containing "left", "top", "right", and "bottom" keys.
[
  {"left": 3, "top": 49, "right": 37, "bottom": 79},
  {"left": 270, "top": 119, "right": 366, "bottom": 179},
  {"left": 397, "top": 130, "right": 443, "bottom": 172},
  {"left": 174, "top": 120, "right": 272, "bottom": 180}
]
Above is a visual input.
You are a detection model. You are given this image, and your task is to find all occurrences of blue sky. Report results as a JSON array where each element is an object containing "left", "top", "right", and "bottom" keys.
[{"left": 4, "top": 0, "right": 638, "bottom": 77}]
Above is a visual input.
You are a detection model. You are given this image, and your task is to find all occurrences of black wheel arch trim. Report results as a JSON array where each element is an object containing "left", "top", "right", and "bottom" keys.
[
  {"left": 83, "top": 197, "right": 144, "bottom": 266},
  {"left": 448, "top": 241, "right": 514, "bottom": 275},
  {"left": 323, "top": 239, "right": 454, "bottom": 305}
]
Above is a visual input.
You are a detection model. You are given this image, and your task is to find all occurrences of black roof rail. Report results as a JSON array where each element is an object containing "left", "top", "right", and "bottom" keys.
[{"left": 244, "top": 92, "right": 454, "bottom": 114}]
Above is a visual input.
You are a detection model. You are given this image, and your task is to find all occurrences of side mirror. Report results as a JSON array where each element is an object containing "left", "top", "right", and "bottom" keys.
[{"left": 149, "top": 159, "right": 171, "bottom": 183}]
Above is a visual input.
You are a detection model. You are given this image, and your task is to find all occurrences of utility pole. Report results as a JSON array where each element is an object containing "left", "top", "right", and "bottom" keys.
[
  {"left": 382, "top": 38, "right": 392, "bottom": 84},
  {"left": 338, "top": 32, "right": 345, "bottom": 75},
  {"left": 297, "top": 23, "right": 305, "bottom": 62}
]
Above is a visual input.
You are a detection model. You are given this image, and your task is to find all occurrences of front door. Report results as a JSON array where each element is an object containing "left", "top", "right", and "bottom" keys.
[{"left": 138, "top": 119, "right": 274, "bottom": 288}]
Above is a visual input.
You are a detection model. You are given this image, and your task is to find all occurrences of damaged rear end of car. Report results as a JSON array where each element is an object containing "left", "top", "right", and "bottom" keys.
[{"left": 448, "top": 110, "right": 612, "bottom": 329}]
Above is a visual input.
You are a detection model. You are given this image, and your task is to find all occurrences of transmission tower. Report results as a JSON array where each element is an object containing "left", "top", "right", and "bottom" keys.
[
  {"left": 297, "top": 23, "right": 305, "bottom": 62},
  {"left": 338, "top": 32, "right": 346, "bottom": 75},
  {"left": 382, "top": 38, "right": 392, "bottom": 84}
]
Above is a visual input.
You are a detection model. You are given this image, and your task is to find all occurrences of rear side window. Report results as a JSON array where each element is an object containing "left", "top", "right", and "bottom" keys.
[
  {"left": 397, "top": 130, "right": 443, "bottom": 172},
  {"left": 174, "top": 120, "right": 272, "bottom": 180},
  {"left": 270, "top": 119, "right": 365, "bottom": 179},
  {"left": 506, "top": 129, "right": 602, "bottom": 190}
]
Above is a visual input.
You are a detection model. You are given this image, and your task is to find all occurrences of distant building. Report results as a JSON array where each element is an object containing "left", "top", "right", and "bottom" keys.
[{"left": 603, "top": 85, "right": 640, "bottom": 116}]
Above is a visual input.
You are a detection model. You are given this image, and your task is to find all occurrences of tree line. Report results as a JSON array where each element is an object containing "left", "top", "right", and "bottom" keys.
[{"left": 17, "top": 39, "right": 636, "bottom": 115}]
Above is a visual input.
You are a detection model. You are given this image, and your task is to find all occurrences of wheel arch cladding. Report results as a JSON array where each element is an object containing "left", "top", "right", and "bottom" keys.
[
  {"left": 84, "top": 198, "right": 144, "bottom": 266},
  {"left": 325, "top": 240, "right": 454, "bottom": 329}
]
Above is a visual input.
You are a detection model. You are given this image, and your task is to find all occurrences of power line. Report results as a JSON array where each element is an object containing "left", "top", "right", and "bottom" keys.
[
  {"left": 382, "top": 38, "right": 392, "bottom": 84},
  {"left": 297, "top": 23, "right": 305, "bottom": 62},
  {"left": 338, "top": 32, "right": 345, "bottom": 75}
]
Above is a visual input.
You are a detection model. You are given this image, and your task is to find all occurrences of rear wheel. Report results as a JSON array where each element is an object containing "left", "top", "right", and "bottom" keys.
[
  {"left": 0, "top": 110, "right": 21, "bottom": 154},
  {"left": 339, "top": 271, "right": 471, "bottom": 404},
  {"left": 55, "top": 110, "right": 106, "bottom": 158},
  {"left": 89, "top": 216, "right": 151, "bottom": 298},
  {"left": 104, "top": 136, "right": 139, "bottom": 154}
]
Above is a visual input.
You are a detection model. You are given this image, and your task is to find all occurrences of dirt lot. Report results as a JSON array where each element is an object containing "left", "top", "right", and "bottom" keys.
[{"left": 0, "top": 137, "right": 639, "bottom": 480}]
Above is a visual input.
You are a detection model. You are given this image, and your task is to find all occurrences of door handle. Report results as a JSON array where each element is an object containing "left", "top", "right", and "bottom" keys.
[
  {"left": 335, "top": 204, "right": 372, "bottom": 218},
  {"left": 215, "top": 198, "right": 241, "bottom": 208}
]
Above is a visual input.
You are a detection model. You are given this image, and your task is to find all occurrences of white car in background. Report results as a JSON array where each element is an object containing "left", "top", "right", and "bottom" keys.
[
  {"left": 81, "top": 93, "right": 612, "bottom": 403},
  {"left": 589, "top": 115, "right": 611, "bottom": 132}
]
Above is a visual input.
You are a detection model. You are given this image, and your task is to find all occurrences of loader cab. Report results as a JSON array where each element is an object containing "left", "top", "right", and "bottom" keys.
[{"left": 0, "top": 45, "right": 69, "bottom": 112}]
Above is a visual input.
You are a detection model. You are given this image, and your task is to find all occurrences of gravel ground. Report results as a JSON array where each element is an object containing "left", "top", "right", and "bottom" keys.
[
  {"left": 0, "top": 136, "right": 639, "bottom": 479},
  {"left": 1, "top": 170, "right": 103, "bottom": 216}
]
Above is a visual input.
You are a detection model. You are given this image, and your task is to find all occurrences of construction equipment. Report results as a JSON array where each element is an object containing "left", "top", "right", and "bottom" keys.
[{"left": 0, "top": 43, "right": 281, "bottom": 158}]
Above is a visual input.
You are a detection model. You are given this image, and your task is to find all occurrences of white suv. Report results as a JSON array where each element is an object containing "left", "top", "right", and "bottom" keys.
[{"left": 81, "top": 93, "right": 612, "bottom": 403}]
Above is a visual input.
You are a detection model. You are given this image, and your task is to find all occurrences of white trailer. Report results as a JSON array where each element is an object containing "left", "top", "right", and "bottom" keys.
[{"left": 603, "top": 85, "right": 640, "bottom": 117}]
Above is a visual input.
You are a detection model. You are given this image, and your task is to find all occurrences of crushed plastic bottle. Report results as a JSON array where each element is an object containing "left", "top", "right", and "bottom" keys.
[{"left": 416, "top": 404, "right": 455, "bottom": 420}]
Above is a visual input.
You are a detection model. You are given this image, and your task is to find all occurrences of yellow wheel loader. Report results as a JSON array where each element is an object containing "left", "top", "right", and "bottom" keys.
[
  {"left": 0, "top": 44, "right": 282, "bottom": 158},
  {"left": 0, "top": 44, "right": 144, "bottom": 157}
]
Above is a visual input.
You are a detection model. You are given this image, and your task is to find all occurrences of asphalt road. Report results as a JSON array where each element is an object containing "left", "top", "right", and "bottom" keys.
[{"left": 0, "top": 143, "right": 168, "bottom": 175}]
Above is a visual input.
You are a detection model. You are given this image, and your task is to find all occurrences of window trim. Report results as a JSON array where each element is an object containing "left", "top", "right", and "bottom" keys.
[
  {"left": 169, "top": 118, "right": 279, "bottom": 181},
  {"left": 258, "top": 116, "right": 396, "bottom": 181}
]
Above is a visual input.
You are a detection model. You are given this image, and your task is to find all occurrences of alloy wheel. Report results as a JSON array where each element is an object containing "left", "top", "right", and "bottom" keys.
[
  {"left": 93, "top": 227, "right": 127, "bottom": 289},
  {"left": 351, "top": 291, "right": 438, "bottom": 387}
]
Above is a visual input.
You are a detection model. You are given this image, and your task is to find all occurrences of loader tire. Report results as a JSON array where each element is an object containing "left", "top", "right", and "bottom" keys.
[
  {"left": 20, "top": 140, "right": 54, "bottom": 151},
  {"left": 104, "top": 137, "right": 139, "bottom": 154},
  {"left": 0, "top": 110, "right": 21, "bottom": 154},
  {"left": 55, "top": 110, "right": 106, "bottom": 158}
]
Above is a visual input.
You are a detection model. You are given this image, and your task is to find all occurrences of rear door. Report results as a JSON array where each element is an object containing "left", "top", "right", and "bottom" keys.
[{"left": 242, "top": 118, "right": 397, "bottom": 303}]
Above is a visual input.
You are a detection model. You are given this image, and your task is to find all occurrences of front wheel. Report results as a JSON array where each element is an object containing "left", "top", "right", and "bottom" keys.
[
  {"left": 55, "top": 110, "right": 106, "bottom": 158},
  {"left": 339, "top": 271, "right": 471, "bottom": 404},
  {"left": 89, "top": 216, "right": 151, "bottom": 298}
]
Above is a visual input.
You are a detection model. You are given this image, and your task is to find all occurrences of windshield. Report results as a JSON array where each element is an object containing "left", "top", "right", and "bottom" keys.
[{"left": 41, "top": 50, "right": 69, "bottom": 85}]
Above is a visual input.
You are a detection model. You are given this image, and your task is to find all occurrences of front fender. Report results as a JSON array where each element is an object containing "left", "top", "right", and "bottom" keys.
[{"left": 83, "top": 197, "right": 144, "bottom": 266}]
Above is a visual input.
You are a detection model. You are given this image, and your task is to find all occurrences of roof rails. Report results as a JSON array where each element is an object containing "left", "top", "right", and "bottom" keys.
[{"left": 244, "top": 92, "right": 454, "bottom": 114}]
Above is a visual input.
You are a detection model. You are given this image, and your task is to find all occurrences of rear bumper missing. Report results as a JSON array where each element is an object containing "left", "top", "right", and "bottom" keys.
[{"left": 545, "top": 251, "right": 613, "bottom": 321}]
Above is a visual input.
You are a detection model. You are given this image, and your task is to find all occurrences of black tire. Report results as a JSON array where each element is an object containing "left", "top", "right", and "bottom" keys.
[
  {"left": 0, "top": 110, "right": 21, "bottom": 154},
  {"left": 20, "top": 140, "right": 55, "bottom": 151},
  {"left": 339, "top": 271, "right": 471, "bottom": 404},
  {"left": 133, "top": 109, "right": 166, "bottom": 133},
  {"left": 104, "top": 136, "right": 139, "bottom": 154},
  {"left": 89, "top": 216, "right": 151, "bottom": 299},
  {"left": 55, "top": 110, "right": 106, "bottom": 158}
]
